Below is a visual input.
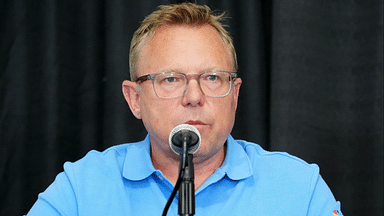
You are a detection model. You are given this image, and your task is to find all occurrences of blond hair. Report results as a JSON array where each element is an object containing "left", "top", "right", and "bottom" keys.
[{"left": 129, "top": 2, "right": 237, "bottom": 81}]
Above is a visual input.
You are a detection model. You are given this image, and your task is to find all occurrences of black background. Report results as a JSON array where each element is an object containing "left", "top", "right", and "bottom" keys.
[{"left": 0, "top": 0, "right": 382, "bottom": 215}]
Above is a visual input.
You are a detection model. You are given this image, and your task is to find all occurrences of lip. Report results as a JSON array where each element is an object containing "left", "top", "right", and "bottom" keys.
[{"left": 184, "top": 120, "right": 207, "bottom": 125}]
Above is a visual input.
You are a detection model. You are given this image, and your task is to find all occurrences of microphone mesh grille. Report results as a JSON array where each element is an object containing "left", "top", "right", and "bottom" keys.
[{"left": 168, "top": 124, "right": 201, "bottom": 155}]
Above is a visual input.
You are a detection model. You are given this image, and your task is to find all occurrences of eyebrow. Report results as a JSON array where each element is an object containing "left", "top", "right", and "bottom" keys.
[{"left": 157, "top": 67, "right": 227, "bottom": 74}]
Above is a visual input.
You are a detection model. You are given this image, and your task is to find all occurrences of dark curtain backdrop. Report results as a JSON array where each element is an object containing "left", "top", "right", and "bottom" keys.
[{"left": 0, "top": 0, "right": 382, "bottom": 215}]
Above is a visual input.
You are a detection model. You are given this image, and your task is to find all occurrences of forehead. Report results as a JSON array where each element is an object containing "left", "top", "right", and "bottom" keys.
[{"left": 137, "top": 24, "right": 232, "bottom": 75}]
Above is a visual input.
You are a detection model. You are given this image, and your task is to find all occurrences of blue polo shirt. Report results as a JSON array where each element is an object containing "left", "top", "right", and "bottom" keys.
[{"left": 27, "top": 135, "right": 343, "bottom": 215}]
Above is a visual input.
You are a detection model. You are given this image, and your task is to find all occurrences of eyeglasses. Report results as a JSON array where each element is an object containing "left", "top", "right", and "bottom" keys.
[{"left": 135, "top": 71, "right": 238, "bottom": 99}]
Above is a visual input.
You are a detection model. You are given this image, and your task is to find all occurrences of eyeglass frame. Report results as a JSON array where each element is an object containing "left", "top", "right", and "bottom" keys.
[{"left": 134, "top": 71, "right": 238, "bottom": 99}]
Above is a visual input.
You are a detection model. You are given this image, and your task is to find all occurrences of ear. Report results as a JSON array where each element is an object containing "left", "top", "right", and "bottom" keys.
[
  {"left": 233, "top": 78, "right": 242, "bottom": 109},
  {"left": 122, "top": 80, "right": 142, "bottom": 119}
]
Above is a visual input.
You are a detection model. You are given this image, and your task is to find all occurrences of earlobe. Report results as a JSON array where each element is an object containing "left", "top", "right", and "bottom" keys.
[{"left": 122, "top": 80, "right": 142, "bottom": 119}]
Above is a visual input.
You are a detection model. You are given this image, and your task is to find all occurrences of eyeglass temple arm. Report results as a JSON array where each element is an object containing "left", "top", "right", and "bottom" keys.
[{"left": 135, "top": 75, "right": 153, "bottom": 83}]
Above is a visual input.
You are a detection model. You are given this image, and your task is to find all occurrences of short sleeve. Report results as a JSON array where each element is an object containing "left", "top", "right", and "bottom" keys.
[
  {"left": 26, "top": 163, "right": 78, "bottom": 216},
  {"left": 307, "top": 174, "right": 343, "bottom": 216}
]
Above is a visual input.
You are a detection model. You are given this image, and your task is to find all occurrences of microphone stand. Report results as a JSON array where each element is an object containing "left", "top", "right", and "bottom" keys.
[{"left": 178, "top": 137, "right": 195, "bottom": 216}]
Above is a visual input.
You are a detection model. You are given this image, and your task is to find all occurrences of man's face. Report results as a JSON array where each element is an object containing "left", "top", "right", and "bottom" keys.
[{"left": 123, "top": 24, "right": 241, "bottom": 162}]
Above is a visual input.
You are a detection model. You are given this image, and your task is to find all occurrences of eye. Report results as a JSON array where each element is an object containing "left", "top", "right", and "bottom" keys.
[
  {"left": 207, "top": 75, "right": 218, "bottom": 81},
  {"left": 164, "top": 77, "right": 177, "bottom": 83}
]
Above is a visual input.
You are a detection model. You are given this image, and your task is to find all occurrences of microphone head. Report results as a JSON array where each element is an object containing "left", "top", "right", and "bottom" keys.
[{"left": 169, "top": 124, "right": 201, "bottom": 155}]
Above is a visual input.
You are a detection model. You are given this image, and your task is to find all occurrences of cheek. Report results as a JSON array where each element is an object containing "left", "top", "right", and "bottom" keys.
[
  {"left": 140, "top": 97, "right": 162, "bottom": 124},
  {"left": 207, "top": 98, "right": 237, "bottom": 135},
  {"left": 140, "top": 99, "right": 165, "bottom": 141},
  {"left": 139, "top": 88, "right": 158, "bottom": 123},
  {"left": 217, "top": 98, "right": 236, "bottom": 119},
  {"left": 139, "top": 93, "right": 177, "bottom": 131}
]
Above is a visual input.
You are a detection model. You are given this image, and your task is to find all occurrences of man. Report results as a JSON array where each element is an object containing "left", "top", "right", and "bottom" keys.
[{"left": 27, "top": 3, "right": 343, "bottom": 215}]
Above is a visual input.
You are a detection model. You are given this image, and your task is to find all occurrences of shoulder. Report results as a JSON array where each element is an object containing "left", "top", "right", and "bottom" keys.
[
  {"left": 63, "top": 141, "right": 143, "bottom": 179},
  {"left": 232, "top": 138, "right": 320, "bottom": 184},
  {"left": 231, "top": 138, "right": 327, "bottom": 207},
  {"left": 65, "top": 144, "right": 127, "bottom": 167},
  {"left": 228, "top": 137, "right": 341, "bottom": 214}
]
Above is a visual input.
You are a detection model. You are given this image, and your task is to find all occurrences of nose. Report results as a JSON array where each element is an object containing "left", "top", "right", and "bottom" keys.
[{"left": 181, "top": 79, "right": 205, "bottom": 107}]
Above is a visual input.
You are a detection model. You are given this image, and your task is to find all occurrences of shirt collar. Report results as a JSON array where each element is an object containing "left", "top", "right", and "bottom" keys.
[
  {"left": 122, "top": 135, "right": 155, "bottom": 181},
  {"left": 220, "top": 135, "right": 253, "bottom": 180},
  {"left": 122, "top": 134, "right": 253, "bottom": 181}
]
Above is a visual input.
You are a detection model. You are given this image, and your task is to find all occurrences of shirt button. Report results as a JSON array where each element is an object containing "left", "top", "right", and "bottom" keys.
[{"left": 159, "top": 176, "right": 164, "bottom": 181}]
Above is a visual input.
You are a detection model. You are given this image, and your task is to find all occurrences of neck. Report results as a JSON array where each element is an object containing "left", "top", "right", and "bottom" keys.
[{"left": 151, "top": 144, "right": 226, "bottom": 191}]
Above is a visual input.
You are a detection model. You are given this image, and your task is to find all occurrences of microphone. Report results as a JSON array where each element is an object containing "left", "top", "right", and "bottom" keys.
[
  {"left": 163, "top": 124, "right": 200, "bottom": 216},
  {"left": 169, "top": 124, "right": 201, "bottom": 155}
]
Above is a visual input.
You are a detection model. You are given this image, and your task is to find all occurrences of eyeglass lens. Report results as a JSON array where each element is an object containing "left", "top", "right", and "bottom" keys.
[{"left": 153, "top": 72, "right": 233, "bottom": 98}]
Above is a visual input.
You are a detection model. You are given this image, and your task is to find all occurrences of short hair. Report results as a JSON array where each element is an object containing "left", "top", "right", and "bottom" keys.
[{"left": 129, "top": 2, "right": 237, "bottom": 81}]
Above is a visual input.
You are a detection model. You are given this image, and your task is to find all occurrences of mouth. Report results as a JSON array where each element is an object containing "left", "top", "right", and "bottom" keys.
[{"left": 184, "top": 120, "right": 207, "bottom": 126}]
